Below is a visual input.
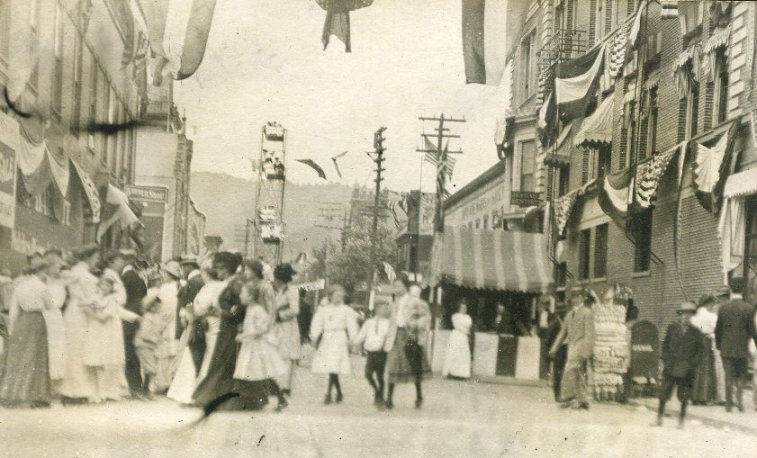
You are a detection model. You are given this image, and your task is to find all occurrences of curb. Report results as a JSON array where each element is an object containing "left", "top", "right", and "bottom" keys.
[
  {"left": 627, "top": 398, "right": 757, "bottom": 436},
  {"left": 470, "top": 375, "right": 548, "bottom": 388}
]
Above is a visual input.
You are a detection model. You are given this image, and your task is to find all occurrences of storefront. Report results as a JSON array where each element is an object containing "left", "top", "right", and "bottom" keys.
[{"left": 429, "top": 227, "right": 553, "bottom": 380}]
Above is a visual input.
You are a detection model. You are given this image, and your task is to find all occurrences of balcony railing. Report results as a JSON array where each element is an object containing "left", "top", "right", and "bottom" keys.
[{"left": 537, "top": 28, "right": 588, "bottom": 74}]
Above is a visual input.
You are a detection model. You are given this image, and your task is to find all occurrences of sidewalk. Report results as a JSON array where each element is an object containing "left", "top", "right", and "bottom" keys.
[{"left": 628, "top": 389, "right": 757, "bottom": 435}]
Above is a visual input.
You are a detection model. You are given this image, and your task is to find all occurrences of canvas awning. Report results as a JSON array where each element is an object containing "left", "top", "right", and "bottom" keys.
[
  {"left": 441, "top": 227, "right": 553, "bottom": 292},
  {"left": 574, "top": 95, "right": 614, "bottom": 148}
]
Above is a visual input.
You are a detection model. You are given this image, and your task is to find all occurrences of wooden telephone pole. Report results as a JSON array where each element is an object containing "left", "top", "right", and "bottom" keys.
[{"left": 367, "top": 127, "right": 387, "bottom": 291}]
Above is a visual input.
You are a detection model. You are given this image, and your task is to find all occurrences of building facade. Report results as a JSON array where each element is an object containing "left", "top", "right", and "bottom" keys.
[
  {"left": 502, "top": 0, "right": 757, "bottom": 334},
  {"left": 0, "top": 0, "right": 149, "bottom": 273},
  {"left": 395, "top": 190, "right": 434, "bottom": 277}
]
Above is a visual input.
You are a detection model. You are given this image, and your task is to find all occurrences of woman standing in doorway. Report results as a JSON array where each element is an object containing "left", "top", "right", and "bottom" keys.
[
  {"left": 385, "top": 280, "right": 432, "bottom": 409},
  {"left": 271, "top": 264, "right": 300, "bottom": 395},
  {"left": 442, "top": 299, "right": 472, "bottom": 380}
]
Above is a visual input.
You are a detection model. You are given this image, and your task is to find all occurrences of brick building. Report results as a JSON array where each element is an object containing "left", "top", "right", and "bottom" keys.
[
  {"left": 500, "top": 0, "right": 757, "bottom": 335},
  {"left": 0, "top": 0, "right": 149, "bottom": 272}
]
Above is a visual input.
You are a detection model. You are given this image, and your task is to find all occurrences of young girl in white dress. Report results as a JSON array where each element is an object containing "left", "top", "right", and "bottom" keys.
[{"left": 310, "top": 284, "right": 358, "bottom": 404}]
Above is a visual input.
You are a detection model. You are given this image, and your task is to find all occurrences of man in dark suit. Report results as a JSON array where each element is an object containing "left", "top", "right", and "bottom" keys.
[
  {"left": 655, "top": 302, "right": 703, "bottom": 429},
  {"left": 121, "top": 253, "right": 148, "bottom": 398},
  {"left": 177, "top": 257, "right": 206, "bottom": 374},
  {"left": 714, "top": 277, "right": 757, "bottom": 413},
  {"left": 546, "top": 302, "right": 569, "bottom": 402}
]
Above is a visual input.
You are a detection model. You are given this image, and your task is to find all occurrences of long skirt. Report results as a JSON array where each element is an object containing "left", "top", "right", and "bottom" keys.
[
  {"left": 0, "top": 310, "right": 50, "bottom": 405},
  {"left": 196, "top": 317, "right": 220, "bottom": 384},
  {"left": 442, "top": 329, "right": 471, "bottom": 379},
  {"left": 167, "top": 330, "right": 198, "bottom": 404},
  {"left": 58, "top": 306, "right": 96, "bottom": 399},
  {"left": 691, "top": 335, "right": 716, "bottom": 404},
  {"left": 192, "top": 319, "right": 239, "bottom": 408},
  {"left": 386, "top": 328, "right": 431, "bottom": 384}
]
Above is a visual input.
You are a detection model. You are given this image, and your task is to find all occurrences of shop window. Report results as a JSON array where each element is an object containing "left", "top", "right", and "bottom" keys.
[
  {"left": 594, "top": 224, "right": 608, "bottom": 278},
  {"left": 632, "top": 210, "right": 652, "bottom": 272},
  {"left": 520, "top": 140, "right": 536, "bottom": 192},
  {"left": 578, "top": 228, "right": 591, "bottom": 280}
]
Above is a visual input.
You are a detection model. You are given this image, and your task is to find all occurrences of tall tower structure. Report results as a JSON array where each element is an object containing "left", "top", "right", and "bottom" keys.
[{"left": 253, "top": 122, "right": 287, "bottom": 264}]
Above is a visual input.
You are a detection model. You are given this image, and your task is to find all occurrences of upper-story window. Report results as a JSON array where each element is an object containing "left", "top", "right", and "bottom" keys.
[
  {"left": 520, "top": 140, "right": 536, "bottom": 193},
  {"left": 27, "top": 0, "right": 40, "bottom": 92},
  {"left": 521, "top": 30, "right": 537, "bottom": 100},
  {"left": 680, "top": 2, "right": 704, "bottom": 45},
  {"left": 714, "top": 49, "right": 729, "bottom": 125}
]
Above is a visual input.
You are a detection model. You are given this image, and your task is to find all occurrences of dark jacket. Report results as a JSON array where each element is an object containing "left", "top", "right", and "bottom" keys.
[
  {"left": 662, "top": 322, "right": 703, "bottom": 379},
  {"left": 176, "top": 272, "right": 205, "bottom": 338},
  {"left": 715, "top": 299, "right": 757, "bottom": 359},
  {"left": 122, "top": 268, "right": 147, "bottom": 315}
]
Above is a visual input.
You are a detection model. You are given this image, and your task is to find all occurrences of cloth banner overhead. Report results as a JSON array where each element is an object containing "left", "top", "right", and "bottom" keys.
[
  {"left": 692, "top": 121, "right": 738, "bottom": 214},
  {"left": 598, "top": 167, "right": 634, "bottom": 227},
  {"left": 294, "top": 159, "right": 327, "bottom": 180},
  {"left": 555, "top": 45, "right": 605, "bottom": 123},
  {"left": 315, "top": 0, "right": 374, "bottom": 52},
  {"left": 635, "top": 143, "right": 681, "bottom": 208},
  {"left": 461, "top": 0, "right": 509, "bottom": 85},
  {"left": 137, "top": 0, "right": 217, "bottom": 82}
]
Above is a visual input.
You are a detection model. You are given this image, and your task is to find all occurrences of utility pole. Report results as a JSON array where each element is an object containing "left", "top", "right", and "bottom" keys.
[
  {"left": 416, "top": 114, "right": 465, "bottom": 233},
  {"left": 368, "top": 127, "right": 387, "bottom": 292}
]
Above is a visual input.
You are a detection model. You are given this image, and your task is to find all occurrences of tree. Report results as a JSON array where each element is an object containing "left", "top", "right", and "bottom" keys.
[{"left": 326, "top": 216, "right": 397, "bottom": 295}]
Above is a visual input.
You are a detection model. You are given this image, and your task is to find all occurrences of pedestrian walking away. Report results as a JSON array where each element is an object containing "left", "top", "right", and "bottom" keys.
[{"left": 655, "top": 302, "right": 703, "bottom": 429}]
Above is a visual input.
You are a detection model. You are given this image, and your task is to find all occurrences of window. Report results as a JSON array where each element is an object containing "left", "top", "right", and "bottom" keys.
[
  {"left": 594, "top": 224, "right": 608, "bottom": 278},
  {"left": 715, "top": 50, "right": 729, "bottom": 125},
  {"left": 52, "top": 3, "right": 64, "bottom": 115},
  {"left": 581, "top": 149, "right": 592, "bottom": 185},
  {"left": 647, "top": 87, "right": 658, "bottom": 156},
  {"left": 688, "top": 83, "right": 700, "bottom": 139},
  {"left": 72, "top": 34, "right": 84, "bottom": 131},
  {"left": 679, "top": 2, "right": 704, "bottom": 38},
  {"left": 61, "top": 200, "right": 71, "bottom": 226},
  {"left": 520, "top": 140, "right": 536, "bottom": 192},
  {"left": 27, "top": 0, "right": 40, "bottom": 92},
  {"left": 556, "top": 262, "right": 568, "bottom": 287},
  {"left": 483, "top": 215, "right": 489, "bottom": 230},
  {"left": 0, "top": 0, "right": 10, "bottom": 62},
  {"left": 475, "top": 218, "right": 480, "bottom": 229},
  {"left": 88, "top": 54, "right": 98, "bottom": 152},
  {"left": 558, "top": 168, "right": 569, "bottom": 197},
  {"left": 578, "top": 229, "right": 591, "bottom": 280},
  {"left": 522, "top": 31, "right": 537, "bottom": 99},
  {"left": 604, "top": 0, "right": 614, "bottom": 36},
  {"left": 632, "top": 210, "right": 652, "bottom": 272}
]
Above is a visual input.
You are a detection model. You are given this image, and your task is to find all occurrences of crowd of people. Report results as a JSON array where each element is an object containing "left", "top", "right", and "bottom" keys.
[
  {"left": 544, "top": 278, "right": 757, "bottom": 429},
  {"left": 0, "top": 246, "right": 435, "bottom": 413}
]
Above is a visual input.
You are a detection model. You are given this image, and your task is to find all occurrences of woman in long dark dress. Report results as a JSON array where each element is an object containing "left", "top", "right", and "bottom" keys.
[
  {"left": 192, "top": 252, "right": 245, "bottom": 409},
  {"left": 0, "top": 259, "right": 53, "bottom": 407}
]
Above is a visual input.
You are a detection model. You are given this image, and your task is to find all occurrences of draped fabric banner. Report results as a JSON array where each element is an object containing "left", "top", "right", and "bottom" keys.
[
  {"left": 315, "top": 0, "right": 374, "bottom": 53},
  {"left": 97, "top": 184, "right": 141, "bottom": 242},
  {"left": 70, "top": 159, "right": 101, "bottom": 223},
  {"left": 553, "top": 190, "right": 578, "bottom": 236},
  {"left": 555, "top": 45, "right": 604, "bottom": 122},
  {"left": 598, "top": 168, "right": 634, "bottom": 227},
  {"left": 635, "top": 143, "right": 681, "bottom": 208},
  {"left": 606, "top": 24, "right": 628, "bottom": 80},
  {"left": 692, "top": 121, "right": 738, "bottom": 214},
  {"left": 461, "top": 0, "right": 509, "bottom": 85}
]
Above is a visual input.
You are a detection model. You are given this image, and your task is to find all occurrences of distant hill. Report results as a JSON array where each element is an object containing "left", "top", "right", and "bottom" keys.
[{"left": 190, "top": 172, "right": 353, "bottom": 260}]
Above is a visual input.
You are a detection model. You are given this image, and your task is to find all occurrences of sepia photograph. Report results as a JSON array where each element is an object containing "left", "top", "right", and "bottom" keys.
[{"left": 0, "top": 0, "right": 757, "bottom": 456}]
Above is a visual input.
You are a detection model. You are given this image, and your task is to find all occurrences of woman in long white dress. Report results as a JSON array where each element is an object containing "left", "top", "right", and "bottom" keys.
[
  {"left": 310, "top": 285, "right": 358, "bottom": 404},
  {"left": 167, "top": 268, "right": 223, "bottom": 403},
  {"left": 58, "top": 245, "right": 101, "bottom": 404},
  {"left": 442, "top": 300, "right": 472, "bottom": 380}
]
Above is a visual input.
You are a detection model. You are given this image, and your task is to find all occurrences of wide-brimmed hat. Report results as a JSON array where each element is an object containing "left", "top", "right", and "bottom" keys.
[
  {"left": 162, "top": 260, "right": 182, "bottom": 279},
  {"left": 677, "top": 301, "right": 697, "bottom": 314},
  {"left": 179, "top": 256, "right": 200, "bottom": 267}
]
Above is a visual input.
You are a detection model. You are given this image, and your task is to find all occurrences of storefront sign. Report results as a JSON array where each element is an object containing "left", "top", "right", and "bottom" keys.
[
  {"left": 458, "top": 185, "right": 507, "bottom": 221},
  {"left": 126, "top": 185, "right": 168, "bottom": 202},
  {"left": 510, "top": 191, "right": 542, "bottom": 207},
  {"left": 0, "top": 142, "right": 16, "bottom": 229}
]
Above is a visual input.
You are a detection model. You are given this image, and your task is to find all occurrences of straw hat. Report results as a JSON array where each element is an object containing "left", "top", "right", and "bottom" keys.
[{"left": 162, "top": 260, "right": 182, "bottom": 279}]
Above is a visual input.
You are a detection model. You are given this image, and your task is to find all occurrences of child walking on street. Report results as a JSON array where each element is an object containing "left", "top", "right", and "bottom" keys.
[
  {"left": 655, "top": 302, "right": 703, "bottom": 429},
  {"left": 353, "top": 300, "right": 391, "bottom": 407}
]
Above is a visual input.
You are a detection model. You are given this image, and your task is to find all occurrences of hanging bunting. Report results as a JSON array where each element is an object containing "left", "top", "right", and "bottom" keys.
[
  {"left": 555, "top": 45, "right": 605, "bottom": 123},
  {"left": 461, "top": 0, "right": 509, "bottom": 84},
  {"left": 598, "top": 168, "right": 634, "bottom": 228},
  {"left": 97, "top": 184, "right": 142, "bottom": 242},
  {"left": 70, "top": 159, "right": 101, "bottom": 223},
  {"left": 635, "top": 142, "right": 682, "bottom": 208},
  {"left": 553, "top": 190, "right": 578, "bottom": 236},
  {"left": 692, "top": 121, "right": 739, "bottom": 214},
  {"left": 315, "top": 0, "right": 374, "bottom": 53}
]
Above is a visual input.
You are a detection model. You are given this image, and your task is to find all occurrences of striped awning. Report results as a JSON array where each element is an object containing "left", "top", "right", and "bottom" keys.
[
  {"left": 574, "top": 95, "right": 614, "bottom": 148},
  {"left": 441, "top": 227, "right": 553, "bottom": 292}
]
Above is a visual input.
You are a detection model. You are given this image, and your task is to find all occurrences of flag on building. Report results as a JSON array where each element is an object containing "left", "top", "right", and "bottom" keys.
[
  {"left": 555, "top": 44, "right": 604, "bottom": 123},
  {"left": 97, "top": 184, "right": 142, "bottom": 242},
  {"left": 461, "top": 0, "right": 509, "bottom": 84}
]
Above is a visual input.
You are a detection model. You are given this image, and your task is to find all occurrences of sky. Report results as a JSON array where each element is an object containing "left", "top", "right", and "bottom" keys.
[{"left": 175, "top": 0, "right": 510, "bottom": 194}]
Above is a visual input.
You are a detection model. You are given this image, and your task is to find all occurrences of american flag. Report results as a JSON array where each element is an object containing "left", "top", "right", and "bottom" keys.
[{"left": 423, "top": 138, "right": 455, "bottom": 178}]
